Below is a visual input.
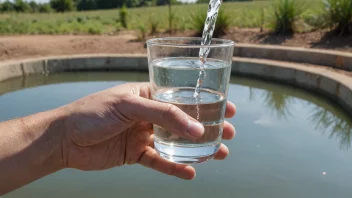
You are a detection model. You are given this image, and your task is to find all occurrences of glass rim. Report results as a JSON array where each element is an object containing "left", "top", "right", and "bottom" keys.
[{"left": 146, "top": 37, "right": 235, "bottom": 48}]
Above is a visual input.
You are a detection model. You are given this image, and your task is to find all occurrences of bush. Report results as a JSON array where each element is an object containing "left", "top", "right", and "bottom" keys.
[
  {"left": 271, "top": 0, "right": 306, "bottom": 34},
  {"left": 50, "top": 0, "right": 74, "bottom": 12},
  {"left": 119, "top": 4, "right": 128, "bottom": 28},
  {"left": 149, "top": 16, "right": 159, "bottom": 35},
  {"left": 137, "top": 23, "right": 147, "bottom": 41},
  {"left": 323, "top": 0, "right": 352, "bottom": 36},
  {"left": 303, "top": 14, "right": 329, "bottom": 30},
  {"left": 190, "top": 9, "right": 231, "bottom": 37}
]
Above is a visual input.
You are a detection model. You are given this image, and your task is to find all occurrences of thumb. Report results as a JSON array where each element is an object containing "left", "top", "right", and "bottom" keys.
[{"left": 119, "top": 95, "right": 204, "bottom": 139}]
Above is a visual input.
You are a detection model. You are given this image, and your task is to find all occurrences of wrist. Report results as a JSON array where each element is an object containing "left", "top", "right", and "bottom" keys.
[{"left": 22, "top": 107, "right": 70, "bottom": 171}]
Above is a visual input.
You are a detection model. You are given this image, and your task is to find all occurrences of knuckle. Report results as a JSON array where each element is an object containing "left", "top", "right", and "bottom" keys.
[
  {"left": 119, "top": 94, "right": 135, "bottom": 103},
  {"left": 162, "top": 104, "right": 180, "bottom": 119}
]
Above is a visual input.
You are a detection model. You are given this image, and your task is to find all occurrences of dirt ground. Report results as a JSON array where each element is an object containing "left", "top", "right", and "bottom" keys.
[{"left": 1, "top": 29, "right": 352, "bottom": 61}]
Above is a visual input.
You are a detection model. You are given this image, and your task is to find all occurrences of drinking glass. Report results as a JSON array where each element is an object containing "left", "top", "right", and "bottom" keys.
[{"left": 147, "top": 37, "right": 235, "bottom": 164}]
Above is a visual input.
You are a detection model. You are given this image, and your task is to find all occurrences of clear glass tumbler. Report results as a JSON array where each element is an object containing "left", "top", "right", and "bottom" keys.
[{"left": 147, "top": 37, "right": 235, "bottom": 164}]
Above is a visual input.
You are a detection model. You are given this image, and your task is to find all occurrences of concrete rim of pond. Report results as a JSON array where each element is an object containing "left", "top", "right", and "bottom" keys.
[
  {"left": 0, "top": 53, "right": 351, "bottom": 116},
  {"left": 234, "top": 44, "right": 352, "bottom": 72}
]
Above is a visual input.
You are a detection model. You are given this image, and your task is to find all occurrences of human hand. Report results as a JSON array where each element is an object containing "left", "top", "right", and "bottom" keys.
[{"left": 60, "top": 83, "right": 236, "bottom": 180}]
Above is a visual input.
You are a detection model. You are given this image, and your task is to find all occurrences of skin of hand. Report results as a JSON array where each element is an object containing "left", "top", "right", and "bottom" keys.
[
  {"left": 0, "top": 82, "right": 236, "bottom": 195},
  {"left": 62, "top": 82, "right": 236, "bottom": 177}
]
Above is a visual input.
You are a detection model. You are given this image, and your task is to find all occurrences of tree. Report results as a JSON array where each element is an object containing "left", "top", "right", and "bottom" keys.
[
  {"left": 197, "top": 0, "right": 252, "bottom": 2},
  {"left": 29, "top": 1, "right": 39, "bottom": 12},
  {"left": 0, "top": 1, "right": 15, "bottom": 12},
  {"left": 156, "top": 0, "right": 177, "bottom": 5},
  {"left": 50, "top": 0, "right": 75, "bottom": 12},
  {"left": 77, "top": 0, "right": 97, "bottom": 10},
  {"left": 14, "top": 0, "right": 31, "bottom": 12},
  {"left": 39, "top": 3, "right": 53, "bottom": 13}
]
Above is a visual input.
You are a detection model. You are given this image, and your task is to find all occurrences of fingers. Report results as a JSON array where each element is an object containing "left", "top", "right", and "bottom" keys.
[
  {"left": 222, "top": 121, "right": 236, "bottom": 140},
  {"left": 213, "top": 144, "right": 229, "bottom": 160},
  {"left": 138, "top": 147, "right": 196, "bottom": 180},
  {"left": 225, "top": 101, "right": 236, "bottom": 118},
  {"left": 119, "top": 95, "right": 204, "bottom": 139}
]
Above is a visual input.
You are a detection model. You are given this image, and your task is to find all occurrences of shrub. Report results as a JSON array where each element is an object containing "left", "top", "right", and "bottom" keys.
[
  {"left": 190, "top": 9, "right": 231, "bottom": 37},
  {"left": 137, "top": 22, "right": 147, "bottom": 41},
  {"left": 323, "top": 0, "right": 352, "bottom": 36},
  {"left": 119, "top": 4, "right": 128, "bottom": 28},
  {"left": 260, "top": 8, "right": 265, "bottom": 32},
  {"left": 271, "top": 0, "right": 306, "bottom": 34},
  {"left": 149, "top": 16, "right": 159, "bottom": 35},
  {"left": 303, "top": 13, "right": 329, "bottom": 30}
]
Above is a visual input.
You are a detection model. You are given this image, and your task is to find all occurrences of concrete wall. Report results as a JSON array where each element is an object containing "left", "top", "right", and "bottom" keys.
[
  {"left": 235, "top": 44, "right": 352, "bottom": 71},
  {"left": 1, "top": 54, "right": 352, "bottom": 115},
  {"left": 232, "top": 57, "right": 352, "bottom": 114}
]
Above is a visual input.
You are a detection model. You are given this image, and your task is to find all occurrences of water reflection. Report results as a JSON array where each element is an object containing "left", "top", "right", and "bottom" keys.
[
  {"left": 234, "top": 77, "right": 352, "bottom": 151},
  {"left": 262, "top": 91, "right": 294, "bottom": 119},
  {"left": 309, "top": 105, "right": 352, "bottom": 150},
  {"left": 1, "top": 73, "right": 352, "bottom": 151}
]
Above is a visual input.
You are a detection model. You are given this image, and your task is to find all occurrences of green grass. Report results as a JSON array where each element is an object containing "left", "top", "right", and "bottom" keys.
[{"left": 0, "top": 0, "right": 322, "bottom": 35}]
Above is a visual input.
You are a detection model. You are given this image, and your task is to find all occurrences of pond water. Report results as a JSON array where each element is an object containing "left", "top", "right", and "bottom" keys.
[{"left": 1, "top": 72, "right": 352, "bottom": 198}]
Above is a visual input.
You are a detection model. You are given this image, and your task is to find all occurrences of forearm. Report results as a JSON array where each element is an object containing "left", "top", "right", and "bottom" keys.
[{"left": 0, "top": 108, "right": 67, "bottom": 195}]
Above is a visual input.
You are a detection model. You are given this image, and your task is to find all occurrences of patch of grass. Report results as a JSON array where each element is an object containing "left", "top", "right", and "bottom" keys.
[
  {"left": 190, "top": 9, "right": 206, "bottom": 36},
  {"left": 271, "top": 0, "right": 306, "bottom": 34},
  {"left": 149, "top": 15, "right": 159, "bottom": 35},
  {"left": 190, "top": 9, "right": 231, "bottom": 37},
  {"left": 137, "top": 22, "right": 147, "bottom": 41},
  {"left": 0, "top": 1, "right": 322, "bottom": 35}
]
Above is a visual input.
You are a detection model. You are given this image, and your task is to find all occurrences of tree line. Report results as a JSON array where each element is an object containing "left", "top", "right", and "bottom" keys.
[
  {"left": 0, "top": 0, "right": 183, "bottom": 13},
  {"left": 0, "top": 0, "right": 253, "bottom": 13}
]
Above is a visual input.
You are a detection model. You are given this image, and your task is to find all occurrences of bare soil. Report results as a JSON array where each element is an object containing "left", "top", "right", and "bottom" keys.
[{"left": 0, "top": 29, "right": 351, "bottom": 61}]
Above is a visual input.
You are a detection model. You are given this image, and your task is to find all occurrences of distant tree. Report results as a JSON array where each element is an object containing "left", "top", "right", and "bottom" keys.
[
  {"left": 39, "top": 3, "right": 53, "bottom": 13},
  {"left": 95, "top": 0, "right": 120, "bottom": 9},
  {"left": 77, "top": 0, "right": 97, "bottom": 10},
  {"left": 197, "top": 0, "right": 252, "bottom": 2},
  {"left": 156, "top": 0, "right": 177, "bottom": 5},
  {"left": 0, "top": 0, "right": 15, "bottom": 12},
  {"left": 50, "top": 0, "right": 75, "bottom": 12},
  {"left": 14, "top": 0, "right": 31, "bottom": 12},
  {"left": 75, "top": 0, "right": 152, "bottom": 10},
  {"left": 29, "top": 1, "right": 39, "bottom": 12}
]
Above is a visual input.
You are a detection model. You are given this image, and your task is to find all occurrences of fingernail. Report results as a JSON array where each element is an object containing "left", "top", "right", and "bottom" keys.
[{"left": 187, "top": 120, "right": 204, "bottom": 138}]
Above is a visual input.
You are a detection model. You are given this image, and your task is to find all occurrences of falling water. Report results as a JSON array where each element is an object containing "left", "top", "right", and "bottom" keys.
[{"left": 194, "top": 0, "right": 223, "bottom": 98}]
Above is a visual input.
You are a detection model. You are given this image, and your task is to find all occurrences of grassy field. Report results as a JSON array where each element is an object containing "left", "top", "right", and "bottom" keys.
[{"left": 0, "top": 0, "right": 323, "bottom": 35}]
